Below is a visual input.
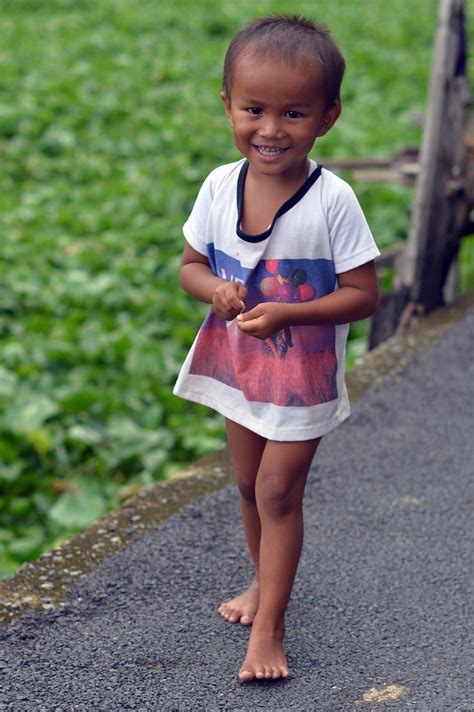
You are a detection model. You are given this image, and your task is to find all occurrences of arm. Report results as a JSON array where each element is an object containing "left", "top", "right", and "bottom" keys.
[
  {"left": 180, "top": 243, "right": 248, "bottom": 320},
  {"left": 237, "top": 260, "right": 379, "bottom": 339}
]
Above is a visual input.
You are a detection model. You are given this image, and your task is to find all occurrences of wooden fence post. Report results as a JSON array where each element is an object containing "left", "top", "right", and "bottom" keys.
[
  {"left": 400, "top": 0, "right": 470, "bottom": 308},
  {"left": 369, "top": 0, "right": 472, "bottom": 348}
]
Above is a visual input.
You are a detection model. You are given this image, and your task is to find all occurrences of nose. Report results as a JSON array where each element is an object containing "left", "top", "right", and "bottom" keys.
[{"left": 258, "top": 114, "right": 285, "bottom": 139}]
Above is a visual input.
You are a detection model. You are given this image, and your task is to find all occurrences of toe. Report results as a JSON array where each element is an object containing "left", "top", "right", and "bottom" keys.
[
  {"left": 255, "top": 665, "right": 265, "bottom": 680},
  {"left": 264, "top": 665, "right": 273, "bottom": 679},
  {"left": 240, "top": 614, "right": 253, "bottom": 625},
  {"left": 279, "top": 665, "right": 289, "bottom": 678},
  {"left": 272, "top": 666, "right": 281, "bottom": 679},
  {"left": 239, "top": 666, "right": 254, "bottom": 682}
]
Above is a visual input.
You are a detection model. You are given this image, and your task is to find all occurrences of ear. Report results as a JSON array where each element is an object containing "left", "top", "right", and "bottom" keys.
[
  {"left": 220, "top": 91, "right": 234, "bottom": 128},
  {"left": 317, "top": 102, "right": 341, "bottom": 137}
]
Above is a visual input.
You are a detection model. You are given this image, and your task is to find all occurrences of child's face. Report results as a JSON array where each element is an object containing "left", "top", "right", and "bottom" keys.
[{"left": 221, "top": 53, "right": 340, "bottom": 181}]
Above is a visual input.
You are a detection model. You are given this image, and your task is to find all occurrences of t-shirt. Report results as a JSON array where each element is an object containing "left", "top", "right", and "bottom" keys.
[{"left": 173, "top": 158, "right": 380, "bottom": 441}]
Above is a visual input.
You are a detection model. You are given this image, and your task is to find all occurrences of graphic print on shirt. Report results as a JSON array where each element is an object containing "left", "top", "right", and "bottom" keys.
[{"left": 190, "top": 247, "right": 338, "bottom": 407}]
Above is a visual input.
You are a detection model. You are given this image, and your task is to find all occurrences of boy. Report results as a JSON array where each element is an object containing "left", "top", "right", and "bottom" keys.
[{"left": 174, "top": 15, "right": 379, "bottom": 681}]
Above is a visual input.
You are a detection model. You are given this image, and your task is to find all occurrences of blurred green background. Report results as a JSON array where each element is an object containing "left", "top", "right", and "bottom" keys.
[{"left": 1, "top": 0, "right": 472, "bottom": 575}]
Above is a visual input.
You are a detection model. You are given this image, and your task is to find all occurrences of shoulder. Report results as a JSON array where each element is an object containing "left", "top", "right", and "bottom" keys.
[
  {"left": 183, "top": 159, "right": 244, "bottom": 243},
  {"left": 317, "top": 166, "right": 365, "bottom": 220},
  {"left": 319, "top": 166, "right": 357, "bottom": 200},
  {"left": 315, "top": 165, "right": 379, "bottom": 270},
  {"left": 201, "top": 159, "right": 245, "bottom": 198}
]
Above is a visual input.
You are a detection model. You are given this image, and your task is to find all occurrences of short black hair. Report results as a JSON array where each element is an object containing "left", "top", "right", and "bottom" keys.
[{"left": 223, "top": 14, "right": 345, "bottom": 109}]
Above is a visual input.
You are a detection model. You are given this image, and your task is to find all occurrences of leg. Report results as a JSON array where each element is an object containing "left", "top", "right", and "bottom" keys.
[
  {"left": 239, "top": 437, "right": 321, "bottom": 682},
  {"left": 218, "top": 419, "right": 266, "bottom": 625}
]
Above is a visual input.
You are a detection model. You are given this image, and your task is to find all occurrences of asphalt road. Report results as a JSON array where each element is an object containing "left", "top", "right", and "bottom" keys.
[{"left": 1, "top": 309, "right": 473, "bottom": 711}]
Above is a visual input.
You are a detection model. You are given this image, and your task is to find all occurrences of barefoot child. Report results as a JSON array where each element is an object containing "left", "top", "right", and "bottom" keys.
[{"left": 173, "top": 15, "right": 380, "bottom": 682}]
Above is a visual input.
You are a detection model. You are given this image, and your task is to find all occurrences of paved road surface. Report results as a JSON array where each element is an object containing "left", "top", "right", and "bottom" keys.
[{"left": 1, "top": 309, "right": 473, "bottom": 711}]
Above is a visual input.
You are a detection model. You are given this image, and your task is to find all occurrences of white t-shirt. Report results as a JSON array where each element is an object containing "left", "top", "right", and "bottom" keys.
[{"left": 173, "top": 159, "right": 379, "bottom": 441}]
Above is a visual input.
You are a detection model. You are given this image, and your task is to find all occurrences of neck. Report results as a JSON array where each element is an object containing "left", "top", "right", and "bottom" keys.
[{"left": 247, "top": 158, "right": 310, "bottom": 193}]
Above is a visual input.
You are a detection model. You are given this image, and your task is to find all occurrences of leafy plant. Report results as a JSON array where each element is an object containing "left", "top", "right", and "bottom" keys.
[{"left": 0, "top": 0, "right": 445, "bottom": 574}]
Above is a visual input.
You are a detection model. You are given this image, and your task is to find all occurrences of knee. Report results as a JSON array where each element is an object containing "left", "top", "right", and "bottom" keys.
[
  {"left": 235, "top": 471, "right": 257, "bottom": 503},
  {"left": 256, "top": 471, "right": 302, "bottom": 519}
]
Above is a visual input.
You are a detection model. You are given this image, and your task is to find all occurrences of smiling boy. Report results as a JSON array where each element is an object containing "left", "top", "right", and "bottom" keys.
[{"left": 174, "top": 15, "right": 380, "bottom": 682}]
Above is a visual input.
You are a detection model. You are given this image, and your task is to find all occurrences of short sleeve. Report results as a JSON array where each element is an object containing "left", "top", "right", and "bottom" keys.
[
  {"left": 182, "top": 172, "right": 215, "bottom": 256},
  {"left": 325, "top": 174, "right": 380, "bottom": 274}
]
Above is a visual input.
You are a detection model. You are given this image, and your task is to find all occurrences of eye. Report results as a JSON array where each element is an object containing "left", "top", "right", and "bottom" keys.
[
  {"left": 246, "top": 107, "right": 262, "bottom": 115},
  {"left": 285, "top": 110, "right": 303, "bottom": 119}
]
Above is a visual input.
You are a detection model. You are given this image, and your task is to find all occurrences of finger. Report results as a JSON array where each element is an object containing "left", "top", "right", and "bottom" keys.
[
  {"left": 214, "top": 307, "right": 232, "bottom": 320},
  {"left": 236, "top": 314, "right": 250, "bottom": 328},
  {"left": 214, "top": 290, "right": 239, "bottom": 316},
  {"left": 212, "top": 299, "right": 230, "bottom": 319},
  {"left": 227, "top": 292, "right": 245, "bottom": 313},
  {"left": 235, "top": 298, "right": 246, "bottom": 314},
  {"left": 237, "top": 307, "right": 260, "bottom": 322},
  {"left": 237, "top": 316, "right": 261, "bottom": 332},
  {"left": 213, "top": 294, "right": 237, "bottom": 319},
  {"left": 237, "top": 284, "right": 248, "bottom": 301}
]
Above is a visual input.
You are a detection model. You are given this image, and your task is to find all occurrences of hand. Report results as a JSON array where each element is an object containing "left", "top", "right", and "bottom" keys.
[
  {"left": 212, "top": 281, "right": 248, "bottom": 320},
  {"left": 236, "top": 302, "right": 288, "bottom": 340}
]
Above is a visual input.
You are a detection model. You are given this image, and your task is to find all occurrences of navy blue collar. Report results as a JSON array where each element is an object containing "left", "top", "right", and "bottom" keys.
[{"left": 236, "top": 160, "right": 323, "bottom": 243}]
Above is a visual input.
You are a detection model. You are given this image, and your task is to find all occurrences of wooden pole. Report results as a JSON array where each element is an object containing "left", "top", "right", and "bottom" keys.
[{"left": 399, "top": 0, "right": 469, "bottom": 311}]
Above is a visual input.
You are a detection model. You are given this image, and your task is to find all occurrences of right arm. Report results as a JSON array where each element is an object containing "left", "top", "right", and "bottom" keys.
[{"left": 179, "top": 243, "right": 248, "bottom": 321}]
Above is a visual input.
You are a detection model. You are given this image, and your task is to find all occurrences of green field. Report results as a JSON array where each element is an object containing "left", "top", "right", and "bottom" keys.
[{"left": 1, "top": 0, "right": 468, "bottom": 575}]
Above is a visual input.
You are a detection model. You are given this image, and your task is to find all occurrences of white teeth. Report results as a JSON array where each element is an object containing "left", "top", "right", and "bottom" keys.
[{"left": 256, "top": 146, "right": 285, "bottom": 155}]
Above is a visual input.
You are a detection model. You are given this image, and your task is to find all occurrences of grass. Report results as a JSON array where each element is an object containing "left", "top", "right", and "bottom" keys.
[{"left": 1, "top": 0, "right": 466, "bottom": 575}]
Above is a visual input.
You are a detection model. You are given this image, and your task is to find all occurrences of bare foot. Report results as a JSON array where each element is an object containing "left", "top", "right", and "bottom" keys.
[
  {"left": 218, "top": 579, "right": 259, "bottom": 625},
  {"left": 239, "top": 623, "right": 288, "bottom": 682}
]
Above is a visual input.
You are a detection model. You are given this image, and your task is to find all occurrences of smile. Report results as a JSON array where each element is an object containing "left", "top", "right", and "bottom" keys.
[{"left": 254, "top": 145, "right": 288, "bottom": 156}]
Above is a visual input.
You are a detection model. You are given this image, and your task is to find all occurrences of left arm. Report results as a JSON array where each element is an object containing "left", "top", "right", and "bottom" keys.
[{"left": 237, "top": 261, "right": 379, "bottom": 340}]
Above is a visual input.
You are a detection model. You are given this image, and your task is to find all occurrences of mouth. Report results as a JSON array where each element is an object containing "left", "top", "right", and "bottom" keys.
[{"left": 254, "top": 145, "right": 288, "bottom": 157}]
